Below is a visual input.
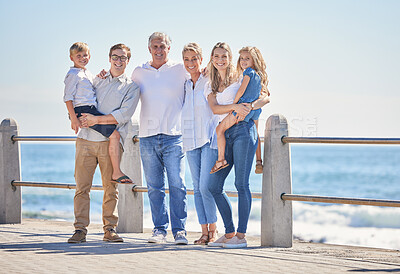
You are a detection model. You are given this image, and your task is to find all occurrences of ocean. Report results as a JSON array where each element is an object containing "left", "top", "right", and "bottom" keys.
[{"left": 19, "top": 143, "right": 400, "bottom": 250}]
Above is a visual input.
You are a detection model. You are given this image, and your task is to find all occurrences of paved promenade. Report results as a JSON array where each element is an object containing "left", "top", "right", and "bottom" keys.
[{"left": 1, "top": 219, "right": 400, "bottom": 273}]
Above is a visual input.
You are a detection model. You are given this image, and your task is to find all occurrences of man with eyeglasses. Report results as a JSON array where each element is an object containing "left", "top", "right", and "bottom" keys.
[
  {"left": 68, "top": 43, "right": 140, "bottom": 244},
  {"left": 131, "top": 32, "right": 189, "bottom": 245}
]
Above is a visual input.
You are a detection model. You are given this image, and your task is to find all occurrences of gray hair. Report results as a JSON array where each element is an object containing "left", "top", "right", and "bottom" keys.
[{"left": 148, "top": 32, "right": 171, "bottom": 47}]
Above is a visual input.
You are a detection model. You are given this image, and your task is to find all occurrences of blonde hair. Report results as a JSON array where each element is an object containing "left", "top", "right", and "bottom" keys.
[
  {"left": 207, "top": 42, "right": 237, "bottom": 95},
  {"left": 69, "top": 42, "right": 90, "bottom": 55},
  {"left": 148, "top": 32, "right": 171, "bottom": 47},
  {"left": 237, "top": 46, "right": 270, "bottom": 96},
  {"left": 182, "top": 42, "right": 202, "bottom": 59}
]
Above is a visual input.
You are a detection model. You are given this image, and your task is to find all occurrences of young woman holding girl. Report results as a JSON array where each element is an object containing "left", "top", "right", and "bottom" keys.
[
  {"left": 206, "top": 42, "right": 270, "bottom": 248},
  {"left": 210, "top": 46, "right": 270, "bottom": 174}
]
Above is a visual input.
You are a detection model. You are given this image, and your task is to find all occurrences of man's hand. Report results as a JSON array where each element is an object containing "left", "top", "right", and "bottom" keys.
[
  {"left": 201, "top": 67, "right": 208, "bottom": 77},
  {"left": 97, "top": 69, "right": 107, "bottom": 79},
  {"left": 79, "top": 113, "right": 98, "bottom": 127},
  {"left": 70, "top": 116, "right": 81, "bottom": 134}
]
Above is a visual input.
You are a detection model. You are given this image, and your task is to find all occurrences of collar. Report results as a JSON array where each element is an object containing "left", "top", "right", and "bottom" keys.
[
  {"left": 105, "top": 71, "right": 128, "bottom": 82},
  {"left": 70, "top": 66, "right": 85, "bottom": 71},
  {"left": 142, "top": 60, "right": 176, "bottom": 71}
]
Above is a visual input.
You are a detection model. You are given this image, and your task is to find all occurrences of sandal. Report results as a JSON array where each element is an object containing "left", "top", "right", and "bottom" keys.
[
  {"left": 112, "top": 175, "right": 133, "bottom": 184},
  {"left": 210, "top": 160, "right": 229, "bottom": 174},
  {"left": 208, "top": 229, "right": 218, "bottom": 243},
  {"left": 194, "top": 234, "right": 209, "bottom": 245},
  {"left": 255, "top": 160, "right": 263, "bottom": 174}
]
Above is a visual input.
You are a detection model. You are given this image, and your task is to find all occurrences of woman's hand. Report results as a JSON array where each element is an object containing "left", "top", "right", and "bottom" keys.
[
  {"left": 79, "top": 113, "right": 98, "bottom": 127},
  {"left": 97, "top": 69, "right": 107, "bottom": 79},
  {"left": 233, "top": 103, "right": 251, "bottom": 117}
]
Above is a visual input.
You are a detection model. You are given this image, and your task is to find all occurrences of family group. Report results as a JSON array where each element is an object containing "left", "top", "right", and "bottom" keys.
[{"left": 63, "top": 32, "right": 270, "bottom": 249}]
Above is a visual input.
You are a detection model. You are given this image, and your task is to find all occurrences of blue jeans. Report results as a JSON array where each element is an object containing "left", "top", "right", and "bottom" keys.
[
  {"left": 186, "top": 142, "right": 218, "bottom": 225},
  {"left": 140, "top": 134, "right": 187, "bottom": 236},
  {"left": 208, "top": 120, "right": 258, "bottom": 234}
]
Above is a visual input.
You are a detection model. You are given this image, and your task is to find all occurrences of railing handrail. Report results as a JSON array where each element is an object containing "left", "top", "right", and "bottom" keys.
[
  {"left": 10, "top": 181, "right": 263, "bottom": 199},
  {"left": 281, "top": 193, "right": 400, "bottom": 207},
  {"left": 13, "top": 181, "right": 400, "bottom": 208},
  {"left": 11, "top": 135, "right": 141, "bottom": 144},
  {"left": 282, "top": 136, "right": 400, "bottom": 145},
  {"left": 12, "top": 135, "right": 400, "bottom": 145}
]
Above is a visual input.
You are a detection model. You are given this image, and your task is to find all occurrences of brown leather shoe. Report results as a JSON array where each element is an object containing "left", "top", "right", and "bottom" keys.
[
  {"left": 103, "top": 228, "right": 123, "bottom": 242},
  {"left": 68, "top": 230, "right": 86, "bottom": 243}
]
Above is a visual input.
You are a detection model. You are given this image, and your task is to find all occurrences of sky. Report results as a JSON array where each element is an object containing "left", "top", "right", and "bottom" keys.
[{"left": 0, "top": 0, "right": 399, "bottom": 138}]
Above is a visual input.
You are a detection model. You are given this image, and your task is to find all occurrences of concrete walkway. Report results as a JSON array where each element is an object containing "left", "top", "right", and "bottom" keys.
[{"left": 1, "top": 219, "right": 399, "bottom": 273}]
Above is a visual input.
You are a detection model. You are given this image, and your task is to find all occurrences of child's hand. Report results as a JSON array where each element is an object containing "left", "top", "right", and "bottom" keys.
[
  {"left": 70, "top": 116, "right": 81, "bottom": 134},
  {"left": 97, "top": 69, "right": 107, "bottom": 79}
]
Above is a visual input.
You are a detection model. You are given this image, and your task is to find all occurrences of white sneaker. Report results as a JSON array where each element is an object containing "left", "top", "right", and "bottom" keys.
[
  {"left": 174, "top": 230, "right": 188, "bottom": 245},
  {"left": 223, "top": 236, "right": 247, "bottom": 248},
  {"left": 208, "top": 235, "right": 231, "bottom": 247},
  {"left": 148, "top": 229, "right": 167, "bottom": 244}
]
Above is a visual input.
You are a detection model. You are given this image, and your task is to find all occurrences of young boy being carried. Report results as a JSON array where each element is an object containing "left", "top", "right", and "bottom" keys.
[{"left": 63, "top": 42, "right": 132, "bottom": 184}]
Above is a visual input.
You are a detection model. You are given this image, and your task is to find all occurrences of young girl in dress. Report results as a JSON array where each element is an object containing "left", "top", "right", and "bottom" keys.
[{"left": 210, "top": 46, "right": 269, "bottom": 174}]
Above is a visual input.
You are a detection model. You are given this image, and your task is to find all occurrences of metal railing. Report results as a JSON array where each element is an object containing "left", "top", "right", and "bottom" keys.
[
  {"left": 4, "top": 115, "right": 400, "bottom": 248},
  {"left": 11, "top": 181, "right": 263, "bottom": 199},
  {"left": 281, "top": 193, "right": 400, "bottom": 207},
  {"left": 11, "top": 135, "right": 140, "bottom": 143},
  {"left": 10, "top": 135, "right": 400, "bottom": 208},
  {"left": 279, "top": 135, "right": 400, "bottom": 207},
  {"left": 282, "top": 136, "right": 400, "bottom": 145}
]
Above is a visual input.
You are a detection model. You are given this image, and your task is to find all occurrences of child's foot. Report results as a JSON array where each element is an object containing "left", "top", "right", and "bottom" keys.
[
  {"left": 112, "top": 172, "right": 133, "bottom": 184},
  {"left": 210, "top": 159, "right": 229, "bottom": 174},
  {"left": 255, "top": 160, "right": 263, "bottom": 174}
]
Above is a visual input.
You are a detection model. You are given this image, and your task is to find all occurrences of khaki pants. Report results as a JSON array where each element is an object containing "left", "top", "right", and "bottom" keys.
[{"left": 73, "top": 138, "right": 121, "bottom": 233}]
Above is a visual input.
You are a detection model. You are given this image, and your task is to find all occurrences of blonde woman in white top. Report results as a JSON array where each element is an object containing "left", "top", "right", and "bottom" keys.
[
  {"left": 181, "top": 43, "right": 219, "bottom": 244},
  {"left": 206, "top": 42, "right": 269, "bottom": 248}
]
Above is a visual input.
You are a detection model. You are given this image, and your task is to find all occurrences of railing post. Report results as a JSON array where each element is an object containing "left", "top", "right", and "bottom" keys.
[
  {"left": 117, "top": 119, "right": 143, "bottom": 233},
  {"left": 0, "top": 118, "right": 21, "bottom": 224},
  {"left": 261, "top": 114, "right": 292, "bottom": 247}
]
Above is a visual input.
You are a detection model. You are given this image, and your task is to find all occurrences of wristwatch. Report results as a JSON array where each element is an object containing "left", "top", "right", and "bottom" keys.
[{"left": 251, "top": 102, "right": 255, "bottom": 110}]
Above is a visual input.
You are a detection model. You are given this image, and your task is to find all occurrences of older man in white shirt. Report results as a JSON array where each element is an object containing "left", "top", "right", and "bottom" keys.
[{"left": 132, "top": 32, "right": 189, "bottom": 245}]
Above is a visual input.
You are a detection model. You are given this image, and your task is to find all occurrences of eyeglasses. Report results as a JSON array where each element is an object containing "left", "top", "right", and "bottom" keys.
[{"left": 111, "top": 55, "right": 128, "bottom": 62}]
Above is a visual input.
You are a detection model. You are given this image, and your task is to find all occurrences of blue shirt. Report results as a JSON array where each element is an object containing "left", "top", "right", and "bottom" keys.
[
  {"left": 238, "top": 67, "right": 261, "bottom": 104},
  {"left": 238, "top": 67, "right": 262, "bottom": 122}
]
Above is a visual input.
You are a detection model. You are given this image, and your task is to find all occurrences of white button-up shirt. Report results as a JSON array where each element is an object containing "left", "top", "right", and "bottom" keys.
[
  {"left": 181, "top": 75, "right": 215, "bottom": 152},
  {"left": 77, "top": 72, "right": 140, "bottom": 144},
  {"left": 131, "top": 61, "right": 189, "bottom": 138},
  {"left": 63, "top": 67, "right": 97, "bottom": 107}
]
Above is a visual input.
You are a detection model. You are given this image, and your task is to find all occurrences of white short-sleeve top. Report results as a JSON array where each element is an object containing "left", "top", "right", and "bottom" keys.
[
  {"left": 204, "top": 81, "right": 241, "bottom": 123},
  {"left": 204, "top": 81, "right": 241, "bottom": 149}
]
